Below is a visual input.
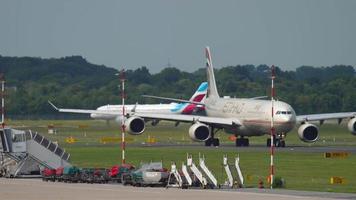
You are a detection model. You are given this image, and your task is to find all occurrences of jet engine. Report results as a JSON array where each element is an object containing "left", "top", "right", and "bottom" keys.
[
  {"left": 348, "top": 118, "right": 356, "bottom": 135},
  {"left": 298, "top": 123, "right": 319, "bottom": 142},
  {"left": 124, "top": 116, "right": 145, "bottom": 135},
  {"left": 188, "top": 123, "right": 211, "bottom": 142}
]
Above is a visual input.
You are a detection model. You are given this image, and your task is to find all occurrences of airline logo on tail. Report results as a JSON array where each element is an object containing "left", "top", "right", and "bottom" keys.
[
  {"left": 171, "top": 82, "right": 208, "bottom": 114},
  {"left": 206, "top": 47, "right": 212, "bottom": 68}
]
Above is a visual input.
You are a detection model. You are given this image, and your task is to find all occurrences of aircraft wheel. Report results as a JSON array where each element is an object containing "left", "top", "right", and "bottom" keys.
[
  {"left": 212, "top": 138, "right": 220, "bottom": 147},
  {"left": 280, "top": 140, "right": 286, "bottom": 147},
  {"left": 267, "top": 138, "right": 277, "bottom": 147},
  {"left": 243, "top": 138, "right": 249, "bottom": 146},
  {"left": 235, "top": 139, "right": 244, "bottom": 147},
  {"left": 236, "top": 138, "right": 249, "bottom": 147},
  {"left": 235, "top": 139, "right": 241, "bottom": 147},
  {"left": 205, "top": 138, "right": 213, "bottom": 146},
  {"left": 267, "top": 138, "right": 271, "bottom": 147}
]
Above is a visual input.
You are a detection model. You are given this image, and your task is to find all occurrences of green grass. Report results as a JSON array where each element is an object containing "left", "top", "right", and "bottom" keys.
[
  {"left": 6, "top": 119, "right": 356, "bottom": 193},
  {"left": 66, "top": 146, "right": 356, "bottom": 193},
  {"left": 8, "top": 119, "right": 355, "bottom": 147}
]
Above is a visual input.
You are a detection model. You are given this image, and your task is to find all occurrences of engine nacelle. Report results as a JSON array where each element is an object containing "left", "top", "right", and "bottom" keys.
[
  {"left": 188, "top": 123, "right": 211, "bottom": 142},
  {"left": 348, "top": 118, "right": 356, "bottom": 135},
  {"left": 298, "top": 123, "right": 319, "bottom": 142},
  {"left": 124, "top": 116, "right": 145, "bottom": 135}
]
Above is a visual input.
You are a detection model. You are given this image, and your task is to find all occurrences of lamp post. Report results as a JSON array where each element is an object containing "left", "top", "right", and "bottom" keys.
[
  {"left": 119, "top": 69, "right": 126, "bottom": 164},
  {"left": 269, "top": 65, "right": 276, "bottom": 189}
]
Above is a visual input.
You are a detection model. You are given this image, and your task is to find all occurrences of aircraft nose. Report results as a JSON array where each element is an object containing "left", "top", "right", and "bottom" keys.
[{"left": 284, "top": 115, "right": 295, "bottom": 123}]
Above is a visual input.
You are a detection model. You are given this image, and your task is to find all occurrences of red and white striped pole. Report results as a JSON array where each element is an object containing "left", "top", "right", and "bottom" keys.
[
  {"left": 269, "top": 65, "right": 276, "bottom": 189},
  {"left": 120, "top": 69, "right": 126, "bottom": 164},
  {"left": 0, "top": 74, "right": 5, "bottom": 129}
]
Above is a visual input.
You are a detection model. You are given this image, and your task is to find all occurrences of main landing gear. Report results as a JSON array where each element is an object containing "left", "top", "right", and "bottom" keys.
[
  {"left": 235, "top": 137, "right": 249, "bottom": 147},
  {"left": 205, "top": 127, "right": 220, "bottom": 147},
  {"left": 205, "top": 138, "right": 220, "bottom": 147},
  {"left": 266, "top": 134, "right": 286, "bottom": 147}
]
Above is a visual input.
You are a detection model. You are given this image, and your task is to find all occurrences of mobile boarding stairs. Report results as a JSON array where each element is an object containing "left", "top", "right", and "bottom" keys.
[
  {"left": 168, "top": 154, "right": 218, "bottom": 189},
  {"left": 0, "top": 127, "right": 71, "bottom": 177}
]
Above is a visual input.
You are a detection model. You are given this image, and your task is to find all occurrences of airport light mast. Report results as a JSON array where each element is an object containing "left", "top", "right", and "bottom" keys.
[
  {"left": 269, "top": 65, "right": 276, "bottom": 189},
  {"left": 0, "top": 74, "right": 4, "bottom": 166},
  {"left": 0, "top": 74, "right": 5, "bottom": 128},
  {"left": 120, "top": 69, "right": 126, "bottom": 164}
]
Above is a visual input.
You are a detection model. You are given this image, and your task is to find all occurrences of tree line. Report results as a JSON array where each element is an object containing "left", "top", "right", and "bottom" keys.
[{"left": 0, "top": 55, "right": 355, "bottom": 119}]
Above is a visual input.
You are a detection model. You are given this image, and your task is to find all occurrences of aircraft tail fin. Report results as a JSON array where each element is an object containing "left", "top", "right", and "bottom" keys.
[
  {"left": 189, "top": 82, "right": 208, "bottom": 103},
  {"left": 205, "top": 46, "right": 219, "bottom": 98},
  {"left": 168, "top": 82, "right": 207, "bottom": 114}
]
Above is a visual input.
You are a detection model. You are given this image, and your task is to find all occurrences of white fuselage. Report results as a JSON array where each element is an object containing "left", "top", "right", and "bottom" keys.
[
  {"left": 205, "top": 97, "right": 296, "bottom": 136},
  {"left": 91, "top": 103, "right": 184, "bottom": 120}
]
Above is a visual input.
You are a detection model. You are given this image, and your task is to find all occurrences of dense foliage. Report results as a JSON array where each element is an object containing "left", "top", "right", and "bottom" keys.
[{"left": 0, "top": 55, "right": 355, "bottom": 118}]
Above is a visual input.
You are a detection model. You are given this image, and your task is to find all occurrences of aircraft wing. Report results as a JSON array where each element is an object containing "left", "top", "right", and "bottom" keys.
[
  {"left": 56, "top": 108, "right": 120, "bottom": 115},
  {"left": 296, "top": 112, "right": 356, "bottom": 123},
  {"left": 49, "top": 100, "right": 241, "bottom": 126},
  {"left": 133, "top": 113, "right": 241, "bottom": 127},
  {"left": 48, "top": 101, "right": 120, "bottom": 115}
]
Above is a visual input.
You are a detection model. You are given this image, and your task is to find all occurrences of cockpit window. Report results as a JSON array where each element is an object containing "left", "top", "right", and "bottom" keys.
[{"left": 276, "top": 111, "right": 292, "bottom": 115}]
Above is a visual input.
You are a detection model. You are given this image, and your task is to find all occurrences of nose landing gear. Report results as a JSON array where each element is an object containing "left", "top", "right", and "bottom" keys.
[{"left": 267, "top": 134, "right": 286, "bottom": 147}]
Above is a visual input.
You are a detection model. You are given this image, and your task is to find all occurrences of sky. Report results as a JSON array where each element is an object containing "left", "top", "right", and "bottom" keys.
[{"left": 1, "top": 0, "right": 356, "bottom": 73}]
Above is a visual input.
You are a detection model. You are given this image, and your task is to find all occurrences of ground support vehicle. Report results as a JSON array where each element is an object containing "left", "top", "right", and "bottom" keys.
[
  {"left": 80, "top": 168, "right": 95, "bottom": 183},
  {"left": 55, "top": 167, "right": 64, "bottom": 182},
  {"left": 62, "top": 166, "right": 81, "bottom": 183},
  {"left": 109, "top": 164, "right": 135, "bottom": 183},
  {"left": 41, "top": 168, "right": 56, "bottom": 182},
  {"left": 122, "top": 162, "right": 169, "bottom": 187},
  {"left": 92, "top": 168, "right": 110, "bottom": 183}
]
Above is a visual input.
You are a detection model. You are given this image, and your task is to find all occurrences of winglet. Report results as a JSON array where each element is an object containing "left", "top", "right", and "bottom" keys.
[{"left": 48, "top": 100, "right": 59, "bottom": 111}]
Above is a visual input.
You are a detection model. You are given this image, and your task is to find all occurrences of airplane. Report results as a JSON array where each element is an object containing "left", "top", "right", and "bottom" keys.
[
  {"left": 49, "top": 82, "right": 208, "bottom": 126},
  {"left": 50, "top": 47, "right": 356, "bottom": 147},
  {"left": 90, "top": 81, "right": 207, "bottom": 122},
  {"left": 111, "top": 46, "right": 356, "bottom": 147}
]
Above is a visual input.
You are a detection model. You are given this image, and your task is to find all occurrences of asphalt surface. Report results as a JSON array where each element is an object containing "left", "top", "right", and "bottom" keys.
[
  {"left": 133, "top": 143, "right": 356, "bottom": 154},
  {"left": 1, "top": 178, "right": 355, "bottom": 200}
]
